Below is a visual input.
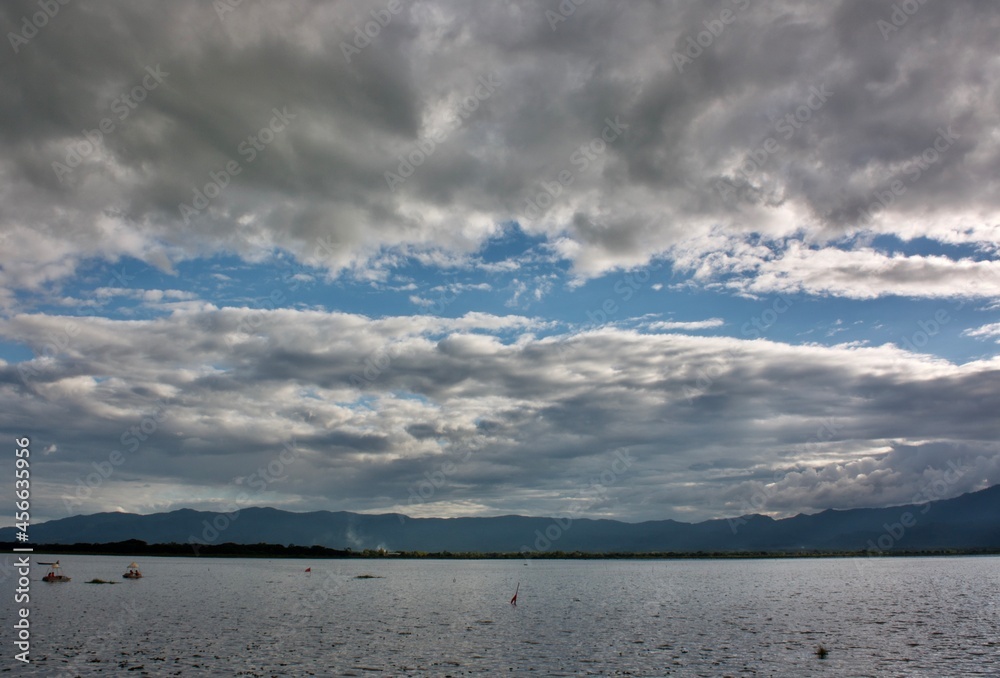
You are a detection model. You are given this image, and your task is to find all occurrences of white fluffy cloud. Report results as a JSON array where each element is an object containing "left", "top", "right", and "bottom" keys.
[
  {"left": 647, "top": 319, "right": 725, "bottom": 331},
  {"left": 673, "top": 235, "right": 1000, "bottom": 299},
  {"left": 965, "top": 323, "right": 1000, "bottom": 342},
  {"left": 3, "top": 309, "right": 998, "bottom": 521}
]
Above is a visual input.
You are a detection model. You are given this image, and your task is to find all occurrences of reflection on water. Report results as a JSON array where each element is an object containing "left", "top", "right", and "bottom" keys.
[{"left": 4, "top": 555, "right": 999, "bottom": 676}]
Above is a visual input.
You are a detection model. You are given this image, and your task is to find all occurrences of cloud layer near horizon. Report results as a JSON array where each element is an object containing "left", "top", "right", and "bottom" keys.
[{"left": 3, "top": 308, "right": 998, "bottom": 522}]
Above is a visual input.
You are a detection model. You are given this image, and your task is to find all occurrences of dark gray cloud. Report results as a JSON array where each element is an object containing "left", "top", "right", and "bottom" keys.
[{"left": 1, "top": 0, "right": 998, "bottom": 295}]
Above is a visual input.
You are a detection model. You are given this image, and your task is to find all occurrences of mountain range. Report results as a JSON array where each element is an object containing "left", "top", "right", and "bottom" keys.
[{"left": 6, "top": 485, "right": 1000, "bottom": 553}]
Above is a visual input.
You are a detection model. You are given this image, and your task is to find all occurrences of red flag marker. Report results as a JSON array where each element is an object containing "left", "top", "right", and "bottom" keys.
[{"left": 510, "top": 582, "right": 519, "bottom": 606}]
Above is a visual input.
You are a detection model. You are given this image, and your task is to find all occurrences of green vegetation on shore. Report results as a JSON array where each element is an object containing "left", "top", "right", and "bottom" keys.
[{"left": 4, "top": 540, "right": 999, "bottom": 560}]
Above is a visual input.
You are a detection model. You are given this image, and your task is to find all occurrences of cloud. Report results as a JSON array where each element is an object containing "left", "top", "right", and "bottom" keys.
[
  {"left": 1, "top": 0, "right": 998, "bottom": 297},
  {"left": 673, "top": 235, "right": 1000, "bottom": 299},
  {"left": 94, "top": 288, "right": 199, "bottom": 303},
  {"left": 647, "top": 318, "right": 725, "bottom": 331},
  {"left": 964, "top": 323, "right": 1000, "bottom": 342},
  {"left": 2, "top": 309, "right": 998, "bottom": 522},
  {"left": 716, "top": 440, "right": 1000, "bottom": 517}
]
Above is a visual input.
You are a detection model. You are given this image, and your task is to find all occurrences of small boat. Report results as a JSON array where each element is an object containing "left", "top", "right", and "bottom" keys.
[
  {"left": 42, "top": 561, "right": 71, "bottom": 582},
  {"left": 122, "top": 562, "right": 142, "bottom": 579}
]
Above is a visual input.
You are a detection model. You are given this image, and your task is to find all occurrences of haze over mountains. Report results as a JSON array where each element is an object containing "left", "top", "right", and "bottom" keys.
[{"left": 7, "top": 485, "right": 1000, "bottom": 554}]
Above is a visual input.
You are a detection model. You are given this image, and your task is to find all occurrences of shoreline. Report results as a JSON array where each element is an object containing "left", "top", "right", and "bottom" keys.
[{"left": 6, "top": 541, "right": 999, "bottom": 560}]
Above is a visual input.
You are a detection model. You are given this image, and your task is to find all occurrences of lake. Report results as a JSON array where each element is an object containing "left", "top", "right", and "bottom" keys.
[{"left": 4, "top": 555, "right": 998, "bottom": 676}]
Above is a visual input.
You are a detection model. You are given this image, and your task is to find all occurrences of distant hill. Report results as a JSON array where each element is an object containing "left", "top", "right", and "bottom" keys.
[{"left": 6, "top": 485, "right": 1000, "bottom": 553}]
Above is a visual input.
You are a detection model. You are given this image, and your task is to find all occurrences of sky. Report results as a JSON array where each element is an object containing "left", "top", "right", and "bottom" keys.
[{"left": 1, "top": 0, "right": 999, "bottom": 526}]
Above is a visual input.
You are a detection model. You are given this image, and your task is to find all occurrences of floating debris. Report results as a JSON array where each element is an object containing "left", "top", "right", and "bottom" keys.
[
  {"left": 354, "top": 574, "right": 383, "bottom": 579},
  {"left": 86, "top": 579, "right": 118, "bottom": 584},
  {"left": 815, "top": 645, "right": 829, "bottom": 658}
]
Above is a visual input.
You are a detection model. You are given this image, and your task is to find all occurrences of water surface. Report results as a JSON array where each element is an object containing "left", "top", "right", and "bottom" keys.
[{"left": 3, "top": 555, "right": 998, "bottom": 676}]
